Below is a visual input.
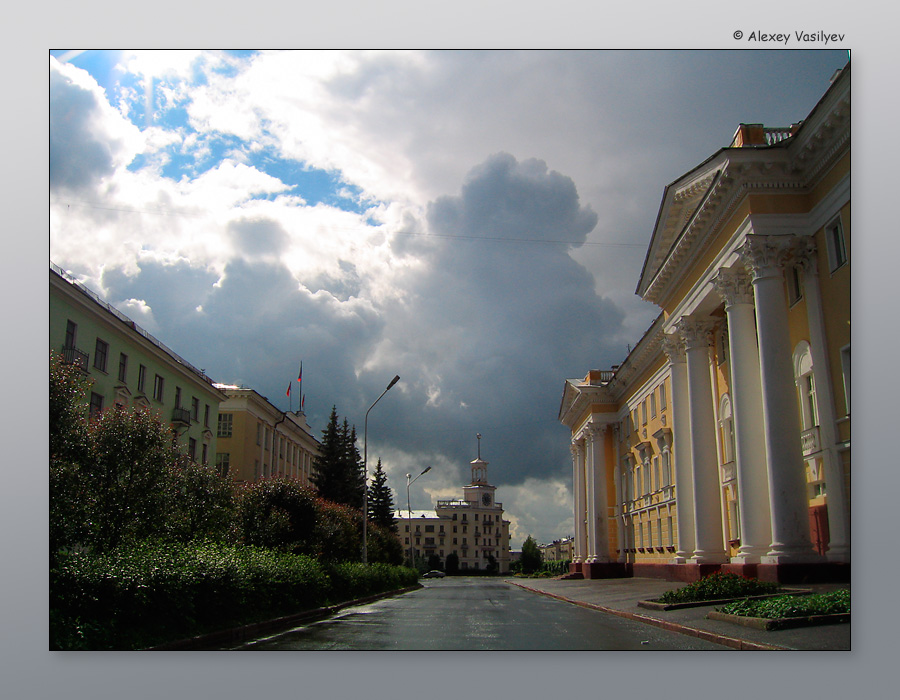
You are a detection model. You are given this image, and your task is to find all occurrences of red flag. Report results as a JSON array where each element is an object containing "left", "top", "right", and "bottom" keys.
[
  {"left": 298, "top": 361, "right": 303, "bottom": 383},
  {"left": 286, "top": 383, "right": 291, "bottom": 397},
  {"left": 301, "top": 394, "right": 305, "bottom": 411}
]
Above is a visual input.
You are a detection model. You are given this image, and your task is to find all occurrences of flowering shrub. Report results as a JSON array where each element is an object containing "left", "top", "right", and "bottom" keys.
[{"left": 657, "top": 572, "right": 779, "bottom": 604}]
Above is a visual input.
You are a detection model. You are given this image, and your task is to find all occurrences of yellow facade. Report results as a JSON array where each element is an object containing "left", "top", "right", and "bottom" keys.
[
  {"left": 560, "top": 64, "right": 850, "bottom": 582},
  {"left": 212, "top": 385, "right": 320, "bottom": 485}
]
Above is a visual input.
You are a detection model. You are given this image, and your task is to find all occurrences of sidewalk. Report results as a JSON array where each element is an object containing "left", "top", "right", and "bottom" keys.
[{"left": 506, "top": 577, "right": 850, "bottom": 650}]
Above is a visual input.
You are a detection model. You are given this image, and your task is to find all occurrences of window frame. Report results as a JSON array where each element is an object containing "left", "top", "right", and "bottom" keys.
[{"left": 93, "top": 338, "right": 109, "bottom": 372}]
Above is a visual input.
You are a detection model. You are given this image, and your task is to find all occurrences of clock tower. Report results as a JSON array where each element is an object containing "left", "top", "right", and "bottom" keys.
[{"left": 463, "top": 433, "right": 497, "bottom": 507}]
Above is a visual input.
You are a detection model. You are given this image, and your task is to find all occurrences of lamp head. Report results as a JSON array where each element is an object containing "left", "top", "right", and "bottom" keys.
[{"left": 387, "top": 375, "right": 400, "bottom": 390}]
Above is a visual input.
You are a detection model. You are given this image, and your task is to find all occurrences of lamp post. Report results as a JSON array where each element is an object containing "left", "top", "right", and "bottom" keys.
[
  {"left": 406, "top": 466, "right": 432, "bottom": 569},
  {"left": 362, "top": 374, "right": 400, "bottom": 564}
]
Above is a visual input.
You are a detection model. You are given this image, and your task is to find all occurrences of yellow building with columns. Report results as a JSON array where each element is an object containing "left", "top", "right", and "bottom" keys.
[{"left": 560, "top": 63, "right": 850, "bottom": 583}]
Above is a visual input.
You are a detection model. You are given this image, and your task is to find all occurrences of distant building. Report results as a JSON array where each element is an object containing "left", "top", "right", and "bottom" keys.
[
  {"left": 50, "top": 263, "right": 226, "bottom": 462},
  {"left": 559, "top": 64, "right": 850, "bottom": 583},
  {"left": 212, "top": 384, "right": 320, "bottom": 485},
  {"left": 539, "top": 537, "right": 574, "bottom": 562},
  {"left": 395, "top": 443, "right": 512, "bottom": 573}
]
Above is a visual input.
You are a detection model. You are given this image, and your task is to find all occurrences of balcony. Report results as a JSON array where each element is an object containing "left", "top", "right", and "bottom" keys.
[
  {"left": 172, "top": 407, "right": 192, "bottom": 426},
  {"left": 61, "top": 344, "right": 89, "bottom": 372},
  {"left": 801, "top": 426, "right": 821, "bottom": 456}
]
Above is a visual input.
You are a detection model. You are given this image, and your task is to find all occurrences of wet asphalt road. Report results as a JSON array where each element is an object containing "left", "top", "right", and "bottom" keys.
[{"left": 233, "top": 577, "right": 731, "bottom": 651}]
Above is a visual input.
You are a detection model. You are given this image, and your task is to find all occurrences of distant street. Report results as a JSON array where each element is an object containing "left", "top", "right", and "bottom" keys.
[{"left": 232, "top": 577, "right": 730, "bottom": 650}]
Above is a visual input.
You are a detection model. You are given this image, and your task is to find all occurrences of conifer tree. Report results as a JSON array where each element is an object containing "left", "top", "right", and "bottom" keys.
[
  {"left": 367, "top": 459, "right": 397, "bottom": 532},
  {"left": 310, "top": 406, "right": 365, "bottom": 509}
]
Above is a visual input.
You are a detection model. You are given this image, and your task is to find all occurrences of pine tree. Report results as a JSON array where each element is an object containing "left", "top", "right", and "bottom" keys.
[
  {"left": 367, "top": 459, "right": 397, "bottom": 532},
  {"left": 520, "top": 535, "right": 543, "bottom": 574},
  {"left": 310, "top": 406, "right": 365, "bottom": 509}
]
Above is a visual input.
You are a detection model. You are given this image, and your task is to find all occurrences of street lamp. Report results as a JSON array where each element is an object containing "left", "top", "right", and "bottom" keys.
[
  {"left": 406, "top": 466, "right": 432, "bottom": 569},
  {"left": 362, "top": 374, "right": 400, "bottom": 564}
]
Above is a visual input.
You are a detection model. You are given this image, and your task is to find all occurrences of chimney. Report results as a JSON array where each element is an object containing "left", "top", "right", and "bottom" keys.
[{"left": 731, "top": 123, "right": 767, "bottom": 147}]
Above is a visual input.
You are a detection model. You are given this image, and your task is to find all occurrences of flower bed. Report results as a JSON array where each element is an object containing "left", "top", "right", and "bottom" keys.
[
  {"left": 706, "top": 589, "right": 850, "bottom": 630},
  {"left": 639, "top": 572, "right": 784, "bottom": 610}
]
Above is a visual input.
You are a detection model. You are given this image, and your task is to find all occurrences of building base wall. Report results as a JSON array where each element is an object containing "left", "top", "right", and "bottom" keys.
[{"left": 581, "top": 561, "right": 629, "bottom": 579}]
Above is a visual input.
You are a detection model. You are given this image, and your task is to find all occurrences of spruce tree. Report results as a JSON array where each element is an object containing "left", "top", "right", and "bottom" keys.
[
  {"left": 310, "top": 407, "right": 365, "bottom": 509},
  {"left": 367, "top": 459, "right": 397, "bottom": 532}
]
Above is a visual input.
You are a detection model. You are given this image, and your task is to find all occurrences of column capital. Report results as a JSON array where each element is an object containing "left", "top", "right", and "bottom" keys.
[
  {"left": 792, "top": 236, "right": 819, "bottom": 276},
  {"left": 661, "top": 333, "right": 686, "bottom": 364},
  {"left": 584, "top": 422, "right": 609, "bottom": 441},
  {"left": 676, "top": 316, "right": 716, "bottom": 351},
  {"left": 739, "top": 234, "right": 795, "bottom": 281},
  {"left": 712, "top": 267, "right": 754, "bottom": 307}
]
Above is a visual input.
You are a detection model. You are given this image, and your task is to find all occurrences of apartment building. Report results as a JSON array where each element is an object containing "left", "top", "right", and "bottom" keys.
[{"left": 50, "top": 263, "right": 226, "bottom": 462}]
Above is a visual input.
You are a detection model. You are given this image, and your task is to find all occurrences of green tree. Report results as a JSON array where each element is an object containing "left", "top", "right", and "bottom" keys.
[
  {"left": 520, "top": 535, "right": 542, "bottom": 575},
  {"left": 237, "top": 477, "right": 318, "bottom": 553},
  {"left": 166, "top": 454, "right": 236, "bottom": 543},
  {"left": 367, "top": 459, "right": 397, "bottom": 532},
  {"left": 310, "top": 407, "right": 365, "bottom": 509},
  {"left": 87, "top": 406, "right": 177, "bottom": 552}
]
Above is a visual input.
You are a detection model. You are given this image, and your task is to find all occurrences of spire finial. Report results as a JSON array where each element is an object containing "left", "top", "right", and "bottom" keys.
[{"left": 476, "top": 433, "right": 482, "bottom": 460}]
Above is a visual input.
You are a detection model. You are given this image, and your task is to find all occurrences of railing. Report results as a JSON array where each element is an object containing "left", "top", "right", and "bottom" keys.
[
  {"left": 801, "top": 426, "right": 821, "bottom": 456},
  {"left": 172, "top": 407, "right": 192, "bottom": 425},
  {"left": 61, "top": 344, "right": 89, "bottom": 372},
  {"left": 764, "top": 127, "right": 794, "bottom": 145},
  {"left": 52, "top": 262, "right": 215, "bottom": 387}
]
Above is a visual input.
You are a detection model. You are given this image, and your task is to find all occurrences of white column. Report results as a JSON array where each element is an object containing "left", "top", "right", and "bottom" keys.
[
  {"left": 677, "top": 316, "right": 728, "bottom": 564},
  {"left": 740, "top": 235, "right": 819, "bottom": 563},
  {"left": 795, "top": 238, "right": 851, "bottom": 562},
  {"left": 712, "top": 267, "right": 773, "bottom": 563},
  {"left": 585, "top": 423, "right": 611, "bottom": 563},
  {"left": 571, "top": 440, "right": 586, "bottom": 564},
  {"left": 613, "top": 425, "right": 626, "bottom": 562},
  {"left": 662, "top": 334, "right": 695, "bottom": 563}
]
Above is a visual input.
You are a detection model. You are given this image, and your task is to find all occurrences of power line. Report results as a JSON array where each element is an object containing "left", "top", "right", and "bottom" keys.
[{"left": 52, "top": 198, "right": 647, "bottom": 249}]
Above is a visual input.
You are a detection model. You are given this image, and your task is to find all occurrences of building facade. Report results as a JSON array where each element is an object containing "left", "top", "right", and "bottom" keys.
[
  {"left": 559, "top": 64, "right": 850, "bottom": 583},
  {"left": 395, "top": 450, "right": 512, "bottom": 573},
  {"left": 50, "top": 263, "right": 227, "bottom": 462},
  {"left": 212, "top": 384, "right": 320, "bottom": 485}
]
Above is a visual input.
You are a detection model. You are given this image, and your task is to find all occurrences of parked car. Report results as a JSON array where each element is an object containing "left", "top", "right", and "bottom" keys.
[{"left": 422, "top": 570, "right": 446, "bottom": 578}]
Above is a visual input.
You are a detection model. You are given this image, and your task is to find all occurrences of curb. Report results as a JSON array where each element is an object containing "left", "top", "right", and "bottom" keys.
[
  {"left": 706, "top": 610, "right": 850, "bottom": 631},
  {"left": 146, "top": 584, "right": 423, "bottom": 650},
  {"left": 508, "top": 581, "right": 789, "bottom": 651},
  {"left": 637, "top": 589, "right": 812, "bottom": 611}
]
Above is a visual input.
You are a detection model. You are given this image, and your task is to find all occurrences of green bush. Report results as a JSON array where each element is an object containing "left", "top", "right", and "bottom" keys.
[
  {"left": 237, "top": 478, "right": 319, "bottom": 553},
  {"left": 657, "top": 572, "right": 779, "bottom": 604},
  {"left": 718, "top": 589, "right": 850, "bottom": 619}
]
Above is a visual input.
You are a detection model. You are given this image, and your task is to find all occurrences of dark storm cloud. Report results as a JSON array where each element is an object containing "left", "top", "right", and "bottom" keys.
[{"left": 373, "top": 153, "right": 625, "bottom": 484}]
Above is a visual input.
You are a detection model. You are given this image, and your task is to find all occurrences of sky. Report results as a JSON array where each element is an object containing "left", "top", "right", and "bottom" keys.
[{"left": 49, "top": 49, "right": 849, "bottom": 549}]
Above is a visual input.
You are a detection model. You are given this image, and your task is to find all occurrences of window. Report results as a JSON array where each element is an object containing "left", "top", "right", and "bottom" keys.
[
  {"left": 191, "top": 397, "right": 199, "bottom": 422},
  {"left": 216, "top": 453, "right": 231, "bottom": 477},
  {"left": 201, "top": 443, "right": 208, "bottom": 465},
  {"left": 659, "top": 382, "right": 667, "bottom": 411},
  {"left": 793, "top": 343, "right": 818, "bottom": 430},
  {"left": 425, "top": 525, "right": 434, "bottom": 532},
  {"left": 138, "top": 364, "right": 147, "bottom": 393},
  {"left": 93, "top": 338, "right": 109, "bottom": 372},
  {"left": 175, "top": 386, "right": 182, "bottom": 409},
  {"left": 153, "top": 374, "right": 165, "bottom": 402},
  {"left": 256, "top": 423, "right": 262, "bottom": 445},
  {"left": 188, "top": 438, "right": 197, "bottom": 461},
  {"left": 65, "top": 320, "right": 77, "bottom": 348},
  {"left": 650, "top": 391, "right": 657, "bottom": 418},
  {"left": 840, "top": 345, "right": 850, "bottom": 414},
  {"left": 89, "top": 391, "right": 104, "bottom": 418},
  {"left": 218, "top": 413, "right": 233, "bottom": 438},
  {"left": 788, "top": 265, "right": 804, "bottom": 305},
  {"left": 825, "top": 216, "right": 848, "bottom": 272},
  {"left": 204, "top": 404, "right": 210, "bottom": 427},
  {"left": 641, "top": 401, "right": 647, "bottom": 425},
  {"left": 718, "top": 394, "right": 735, "bottom": 464}
]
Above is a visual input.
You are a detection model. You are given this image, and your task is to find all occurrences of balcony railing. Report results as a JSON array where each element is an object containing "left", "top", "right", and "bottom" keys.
[
  {"left": 61, "top": 344, "right": 89, "bottom": 372},
  {"left": 764, "top": 127, "right": 794, "bottom": 145},
  {"left": 172, "top": 407, "right": 192, "bottom": 425},
  {"left": 801, "top": 426, "right": 821, "bottom": 456}
]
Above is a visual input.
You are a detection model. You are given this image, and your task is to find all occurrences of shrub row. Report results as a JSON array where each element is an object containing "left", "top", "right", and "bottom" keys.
[
  {"left": 657, "top": 572, "right": 779, "bottom": 604},
  {"left": 717, "top": 588, "right": 850, "bottom": 619},
  {"left": 50, "top": 540, "right": 418, "bottom": 650}
]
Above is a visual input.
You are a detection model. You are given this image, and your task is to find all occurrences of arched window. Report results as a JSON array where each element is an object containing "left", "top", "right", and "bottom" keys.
[
  {"left": 793, "top": 342, "right": 819, "bottom": 430},
  {"left": 718, "top": 394, "right": 735, "bottom": 465}
]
